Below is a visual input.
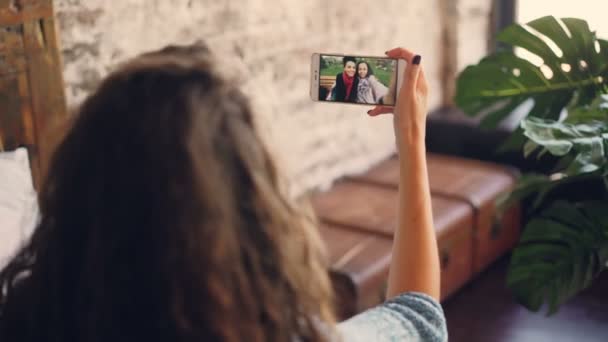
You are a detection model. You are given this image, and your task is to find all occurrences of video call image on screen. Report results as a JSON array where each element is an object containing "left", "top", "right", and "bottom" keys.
[{"left": 319, "top": 55, "right": 397, "bottom": 105}]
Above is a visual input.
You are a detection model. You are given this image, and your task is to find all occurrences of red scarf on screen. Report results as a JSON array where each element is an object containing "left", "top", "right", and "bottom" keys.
[{"left": 342, "top": 72, "right": 355, "bottom": 99}]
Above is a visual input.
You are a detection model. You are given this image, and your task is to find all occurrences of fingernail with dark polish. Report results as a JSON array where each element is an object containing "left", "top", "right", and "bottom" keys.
[
  {"left": 412, "top": 55, "right": 422, "bottom": 65},
  {"left": 384, "top": 51, "right": 389, "bottom": 55},
  {"left": 367, "top": 110, "right": 372, "bottom": 114}
]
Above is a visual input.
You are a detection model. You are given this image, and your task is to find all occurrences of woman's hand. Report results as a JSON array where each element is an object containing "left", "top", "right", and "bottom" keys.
[{"left": 368, "top": 48, "right": 428, "bottom": 149}]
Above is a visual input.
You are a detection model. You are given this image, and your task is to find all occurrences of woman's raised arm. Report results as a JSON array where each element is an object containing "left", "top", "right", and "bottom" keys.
[{"left": 368, "top": 48, "right": 440, "bottom": 301}]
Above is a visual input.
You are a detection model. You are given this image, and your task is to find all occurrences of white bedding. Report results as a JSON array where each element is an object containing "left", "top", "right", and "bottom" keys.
[{"left": 0, "top": 147, "right": 39, "bottom": 268}]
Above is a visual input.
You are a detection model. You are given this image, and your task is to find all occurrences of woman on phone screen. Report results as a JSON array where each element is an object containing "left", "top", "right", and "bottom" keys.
[
  {"left": 355, "top": 60, "right": 389, "bottom": 104},
  {"left": 326, "top": 56, "right": 359, "bottom": 102},
  {"left": 0, "top": 44, "right": 446, "bottom": 342}
]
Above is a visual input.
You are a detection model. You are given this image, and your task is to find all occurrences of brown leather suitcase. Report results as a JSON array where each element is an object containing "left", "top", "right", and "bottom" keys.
[
  {"left": 319, "top": 223, "right": 393, "bottom": 320},
  {"left": 0, "top": 0, "right": 68, "bottom": 187},
  {"left": 313, "top": 180, "right": 474, "bottom": 319},
  {"left": 351, "top": 153, "right": 521, "bottom": 273}
]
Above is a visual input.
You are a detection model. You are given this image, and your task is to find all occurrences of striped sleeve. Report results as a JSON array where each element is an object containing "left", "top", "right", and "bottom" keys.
[{"left": 336, "top": 292, "right": 447, "bottom": 342}]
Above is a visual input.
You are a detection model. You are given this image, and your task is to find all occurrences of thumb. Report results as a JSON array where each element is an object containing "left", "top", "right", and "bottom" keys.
[{"left": 403, "top": 55, "right": 422, "bottom": 95}]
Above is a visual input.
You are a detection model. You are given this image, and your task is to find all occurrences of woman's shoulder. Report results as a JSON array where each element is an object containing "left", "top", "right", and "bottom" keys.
[
  {"left": 336, "top": 292, "right": 447, "bottom": 342},
  {"left": 368, "top": 75, "right": 382, "bottom": 84}
]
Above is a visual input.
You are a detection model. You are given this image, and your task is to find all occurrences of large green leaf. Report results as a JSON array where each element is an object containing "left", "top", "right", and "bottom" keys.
[
  {"left": 508, "top": 201, "right": 608, "bottom": 315},
  {"left": 496, "top": 173, "right": 554, "bottom": 212},
  {"left": 456, "top": 15, "right": 608, "bottom": 317},
  {"left": 497, "top": 170, "right": 604, "bottom": 216},
  {"left": 456, "top": 16, "right": 608, "bottom": 130},
  {"left": 520, "top": 116, "right": 608, "bottom": 175}
]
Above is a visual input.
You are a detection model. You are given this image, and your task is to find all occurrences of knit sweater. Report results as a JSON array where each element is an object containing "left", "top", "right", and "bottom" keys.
[
  {"left": 336, "top": 292, "right": 447, "bottom": 341},
  {"left": 356, "top": 75, "right": 389, "bottom": 104}
]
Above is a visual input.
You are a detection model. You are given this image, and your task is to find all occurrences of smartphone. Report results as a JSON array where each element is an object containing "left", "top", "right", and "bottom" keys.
[{"left": 310, "top": 53, "right": 405, "bottom": 106}]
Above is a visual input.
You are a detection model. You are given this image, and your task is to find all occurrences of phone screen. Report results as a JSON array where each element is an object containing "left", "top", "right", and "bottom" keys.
[{"left": 318, "top": 54, "right": 398, "bottom": 105}]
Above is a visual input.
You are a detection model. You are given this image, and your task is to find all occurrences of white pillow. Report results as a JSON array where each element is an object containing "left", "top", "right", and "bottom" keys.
[{"left": 0, "top": 147, "right": 39, "bottom": 268}]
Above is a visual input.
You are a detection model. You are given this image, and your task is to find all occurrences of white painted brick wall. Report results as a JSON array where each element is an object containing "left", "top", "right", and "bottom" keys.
[
  {"left": 53, "top": 0, "right": 475, "bottom": 197},
  {"left": 457, "top": 0, "right": 493, "bottom": 71}
]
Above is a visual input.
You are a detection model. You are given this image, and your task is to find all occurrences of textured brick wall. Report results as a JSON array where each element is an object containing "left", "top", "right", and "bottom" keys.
[
  {"left": 457, "top": 0, "right": 493, "bottom": 72},
  {"left": 53, "top": 0, "right": 488, "bottom": 197},
  {"left": 437, "top": 0, "right": 493, "bottom": 107}
]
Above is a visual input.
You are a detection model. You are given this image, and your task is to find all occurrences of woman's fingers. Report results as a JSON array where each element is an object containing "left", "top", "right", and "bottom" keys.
[
  {"left": 418, "top": 68, "right": 428, "bottom": 96},
  {"left": 368, "top": 49, "right": 424, "bottom": 119},
  {"left": 367, "top": 106, "right": 394, "bottom": 116},
  {"left": 402, "top": 55, "right": 422, "bottom": 96},
  {"left": 385, "top": 48, "right": 423, "bottom": 96},
  {"left": 385, "top": 48, "right": 416, "bottom": 62}
]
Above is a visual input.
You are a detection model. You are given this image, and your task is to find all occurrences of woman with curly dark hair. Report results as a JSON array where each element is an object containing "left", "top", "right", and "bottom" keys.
[
  {"left": 326, "top": 56, "right": 359, "bottom": 102},
  {"left": 0, "top": 44, "right": 445, "bottom": 341},
  {"left": 355, "top": 61, "right": 390, "bottom": 104}
]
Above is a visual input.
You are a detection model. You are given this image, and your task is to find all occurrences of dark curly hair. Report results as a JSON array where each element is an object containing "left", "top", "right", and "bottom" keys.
[
  {"left": 0, "top": 43, "right": 334, "bottom": 342},
  {"left": 342, "top": 56, "right": 357, "bottom": 67}
]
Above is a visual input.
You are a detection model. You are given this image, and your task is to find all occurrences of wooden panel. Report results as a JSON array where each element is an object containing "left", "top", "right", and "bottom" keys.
[
  {"left": 0, "top": 70, "right": 33, "bottom": 138},
  {"left": 23, "top": 16, "right": 66, "bottom": 179},
  {"left": 0, "top": 22, "right": 24, "bottom": 56},
  {"left": 0, "top": 74, "right": 23, "bottom": 150},
  {"left": 0, "top": 66, "right": 38, "bottom": 182},
  {"left": 0, "top": 49, "right": 27, "bottom": 75},
  {"left": 0, "top": 0, "right": 67, "bottom": 188},
  {"left": 0, "top": 0, "right": 53, "bottom": 26}
]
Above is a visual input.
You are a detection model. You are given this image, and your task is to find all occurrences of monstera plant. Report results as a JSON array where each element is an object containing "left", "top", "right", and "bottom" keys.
[{"left": 455, "top": 16, "right": 608, "bottom": 315}]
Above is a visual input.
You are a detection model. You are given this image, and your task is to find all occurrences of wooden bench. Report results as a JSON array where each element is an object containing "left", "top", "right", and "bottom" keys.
[{"left": 320, "top": 75, "right": 335, "bottom": 92}]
